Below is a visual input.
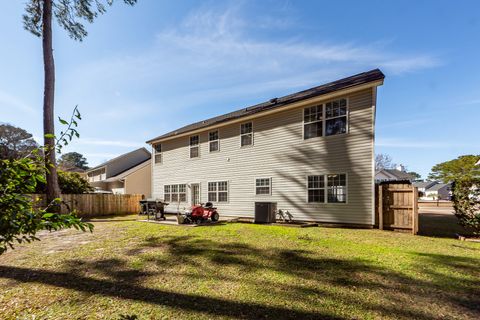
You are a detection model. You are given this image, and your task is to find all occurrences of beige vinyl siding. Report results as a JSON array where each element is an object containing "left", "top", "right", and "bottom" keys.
[
  {"left": 124, "top": 163, "right": 152, "bottom": 197},
  {"left": 152, "top": 88, "right": 375, "bottom": 225}
]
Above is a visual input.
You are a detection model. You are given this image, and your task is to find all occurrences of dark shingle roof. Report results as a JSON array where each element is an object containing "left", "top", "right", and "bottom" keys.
[
  {"left": 413, "top": 181, "right": 438, "bottom": 189},
  {"left": 87, "top": 147, "right": 151, "bottom": 172},
  {"left": 427, "top": 183, "right": 451, "bottom": 191},
  {"left": 383, "top": 169, "right": 415, "bottom": 180},
  {"left": 146, "top": 69, "right": 385, "bottom": 143}
]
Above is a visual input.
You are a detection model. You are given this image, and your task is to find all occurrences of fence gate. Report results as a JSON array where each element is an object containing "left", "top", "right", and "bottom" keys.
[{"left": 376, "top": 182, "right": 418, "bottom": 234}]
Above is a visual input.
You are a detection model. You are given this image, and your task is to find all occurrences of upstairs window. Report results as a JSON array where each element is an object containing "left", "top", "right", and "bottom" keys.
[
  {"left": 304, "top": 105, "right": 323, "bottom": 139},
  {"left": 326, "top": 99, "right": 347, "bottom": 136},
  {"left": 154, "top": 144, "right": 162, "bottom": 164},
  {"left": 255, "top": 178, "right": 271, "bottom": 195},
  {"left": 240, "top": 122, "right": 253, "bottom": 147},
  {"left": 208, "top": 181, "right": 228, "bottom": 202},
  {"left": 87, "top": 167, "right": 106, "bottom": 182},
  {"left": 209, "top": 130, "right": 219, "bottom": 152},
  {"left": 304, "top": 98, "right": 348, "bottom": 139},
  {"left": 190, "top": 135, "right": 199, "bottom": 158}
]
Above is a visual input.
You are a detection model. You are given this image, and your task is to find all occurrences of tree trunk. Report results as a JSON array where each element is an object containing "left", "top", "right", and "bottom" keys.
[{"left": 42, "top": 0, "right": 61, "bottom": 206}]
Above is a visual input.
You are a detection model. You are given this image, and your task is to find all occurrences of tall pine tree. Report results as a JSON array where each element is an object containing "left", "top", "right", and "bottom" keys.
[{"left": 22, "top": 0, "right": 136, "bottom": 204}]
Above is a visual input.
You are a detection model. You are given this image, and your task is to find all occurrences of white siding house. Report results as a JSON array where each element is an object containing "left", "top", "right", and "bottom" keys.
[{"left": 147, "top": 69, "right": 384, "bottom": 226}]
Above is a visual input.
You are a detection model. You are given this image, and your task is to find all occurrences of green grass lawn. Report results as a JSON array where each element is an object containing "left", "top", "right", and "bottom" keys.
[{"left": 0, "top": 215, "right": 479, "bottom": 320}]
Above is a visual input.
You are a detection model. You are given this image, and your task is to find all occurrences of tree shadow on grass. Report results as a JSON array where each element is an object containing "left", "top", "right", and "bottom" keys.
[
  {"left": 1, "top": 235, "right": 479, "bottom": 319},
  {"left": 0, "top": 265, "right": 340, "bottom": 319}
]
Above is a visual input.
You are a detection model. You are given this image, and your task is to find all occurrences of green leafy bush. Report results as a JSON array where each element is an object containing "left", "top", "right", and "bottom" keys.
[
  {"left": 453, "top": 180, "right": 480, "bottom": 236},
  {"left": 430, "top": 155, "right": 480, "bottom": 236},
  {"left": 36, "top": 170, "right": 93, "bottom": 194},
  {"left": 58, "top": 171, "right": 94, "bottom": 194},
  {"left": 0, "top": 154, "right": 93, "bottom": 254}
]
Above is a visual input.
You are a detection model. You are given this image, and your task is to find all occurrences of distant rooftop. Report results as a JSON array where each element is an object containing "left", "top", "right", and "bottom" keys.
[{"left": 413, "top": 181, "right": 438, "bottom": 189}]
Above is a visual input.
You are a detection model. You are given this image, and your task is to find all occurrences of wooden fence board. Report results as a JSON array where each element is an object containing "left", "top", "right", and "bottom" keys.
[{"left": 32, "top": 194, "right": 143, "bottom": 217}]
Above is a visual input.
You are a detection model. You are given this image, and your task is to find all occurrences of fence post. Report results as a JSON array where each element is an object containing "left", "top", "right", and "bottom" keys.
[
  {"left": 378, "top": 184, "right": 383, "bottom": 230},
  {"left": 412, "top": 186, "right": 418, "bottom": 235}
]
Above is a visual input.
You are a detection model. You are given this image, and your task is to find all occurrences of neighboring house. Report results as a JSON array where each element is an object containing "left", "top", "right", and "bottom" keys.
[
  {"left": 86, "top": 148, "right": 151, "bottom": 196},
  {"left": 413, "top": 181, "right": 438, "bottom": 197},
  {"left": 146, "top": 69, "right": 385, "bottom": 225},
  {"left": 375, "top": 166, "right": 414, "bottom": 182},
  {"left": 424, "top": 183, "right": 452, "bottom": 200}
]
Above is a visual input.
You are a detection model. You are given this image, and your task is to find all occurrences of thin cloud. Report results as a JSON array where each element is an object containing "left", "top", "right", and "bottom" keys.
[
  {"left": 376, "top": 138, "right": 469, "bottom": 149},
  {"left": 457, "top": 98, "right": 480, "bottom": 106},
  {"left": 0, "top": 90, "right": 36, "bottom": 114},
  {"left": 377, "top": 118, "right": 430, "bottom": 129},
  {"left": 85, "top": 152, "right": 124, "bottom": 159},
  {"left": 69, "top": 5, "right": 441, "bottom": 106},
  {"left": 76, "top": 138, "right": 145, "bottom": 148}
]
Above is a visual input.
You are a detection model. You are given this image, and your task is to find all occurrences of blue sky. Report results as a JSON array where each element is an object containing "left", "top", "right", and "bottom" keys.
[{"left": 1, "top": 0, "right": 479, "bottom": 178}]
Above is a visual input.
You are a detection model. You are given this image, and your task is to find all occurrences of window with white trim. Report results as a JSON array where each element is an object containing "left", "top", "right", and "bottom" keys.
[
  {"left": 208, "top": 181, "right": 228, "bottom": 202},
  {"left": 154, "top": 144, "right": 162, "bottom": 164},
  {"left": 164, "top": 184, "right": 187, "bottom": 203},
  {"left": 87, "top": 167, "right": 106, "bottom": 182},
  {"left": 190, "top": 135, "right": 199, "bottom": 158},
  {"left": 171, "top": 185, "right": 178, "bottom": 202},
  {"left": 164, "top": 185, "right": 170, "bottom": 202},
  {"left": 304, "top": 105, "right": 323, "bottom": 139},
  {"left": 240, "top": 122, "right": 253, "bottom": 146},
  {"left": 325, "top": 99, "right": 347, "bottom": 136},
  {"left": 307, "top": 174, "right": 347, "bottom": 203},
  {"left": 304, "top": 98, "right": 348, "bottom": 139},
  {"left": 209, "top": 130, "right": 219, "bottom": 152},
  {"left": 327, "top": 174, "right": 347, "bottom": 203},
  {"left": 255, "top": 178, "right": 271, "bottom": 195},
  {"left": 307, "top": 175, "right": 325, "bottom": 203}
]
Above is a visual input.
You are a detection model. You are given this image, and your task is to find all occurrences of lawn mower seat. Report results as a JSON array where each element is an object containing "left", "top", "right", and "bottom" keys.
[{"left": 205, "top": 202, "right": 213, "bottom": 208}]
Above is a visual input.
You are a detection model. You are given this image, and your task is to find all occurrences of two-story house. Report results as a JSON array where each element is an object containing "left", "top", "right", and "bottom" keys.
[{"left": 147, "top": 69, "right": 385, "bottom": 226}]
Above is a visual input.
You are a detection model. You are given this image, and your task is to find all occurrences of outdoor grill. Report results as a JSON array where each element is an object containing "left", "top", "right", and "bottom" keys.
[{"left": 139, "top": 199, "right": 168, "bottom": 220}]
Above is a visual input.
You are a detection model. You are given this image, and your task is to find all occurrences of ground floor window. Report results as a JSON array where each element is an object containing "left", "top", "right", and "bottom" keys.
[
  {"left": 208, "top": 181, "right": 228, "bottom": 202},
  {"left": 327, "top": 174, "right": 347, "bottom": 203},
  {"left": 307, "top": 174, "right": 346, "bottom": 203},
  {"left": 164, "top": 184, "right": 187, "bottom": 202},
  {"left": 255, "top": 178, "right": 271, "bottom": 195}
]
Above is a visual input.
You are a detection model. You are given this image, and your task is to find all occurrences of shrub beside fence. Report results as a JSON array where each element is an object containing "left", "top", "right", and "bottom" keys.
[{"left": 32, "top": 194, "right": 143, "bottom": 217}]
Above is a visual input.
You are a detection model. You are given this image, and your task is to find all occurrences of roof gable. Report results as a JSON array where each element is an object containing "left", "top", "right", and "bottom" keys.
[
  {"left": 103, "top": 158, "right": 151, "bottom": 182},
  {"left": 87, "top": 147, "right": 151, "bottom": 176}
]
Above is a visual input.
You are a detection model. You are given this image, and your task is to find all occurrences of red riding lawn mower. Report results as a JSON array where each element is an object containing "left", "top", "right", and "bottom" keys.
[{"left": 178, "top": 202, "right": 220, "bottom": 225}]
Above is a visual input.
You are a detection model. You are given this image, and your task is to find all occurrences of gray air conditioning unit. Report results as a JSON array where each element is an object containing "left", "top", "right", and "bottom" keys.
[{"left": 254, "top": 202, "right": 277, "bottom": 223}]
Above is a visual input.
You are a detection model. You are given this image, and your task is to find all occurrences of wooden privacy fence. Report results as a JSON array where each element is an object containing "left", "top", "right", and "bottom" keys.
[
  {"left": 32, "top": 194, "right": 143, "bottom": 217},
  {"left": 375, "top": 182, "right": 418, "bottom": 234}
]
